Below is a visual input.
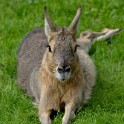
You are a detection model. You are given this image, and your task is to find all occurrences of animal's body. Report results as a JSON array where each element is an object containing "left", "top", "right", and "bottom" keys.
[
  {"left": 17, "top": 7, "right": 118, "bottom": 124},
  {"left": 17, "top": 27, "right": 96, "bottom": 124},
  {"left": 17, "top": 27, "right": 96, "bottom": 100}
]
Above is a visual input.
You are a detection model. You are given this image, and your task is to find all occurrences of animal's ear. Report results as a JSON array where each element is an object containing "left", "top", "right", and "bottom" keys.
[
  {"left": 44, "top": 6, "right": 56, "bottom": 38},
  {"left": 68, "top": 6, "right": 82, "bottom": 35}
]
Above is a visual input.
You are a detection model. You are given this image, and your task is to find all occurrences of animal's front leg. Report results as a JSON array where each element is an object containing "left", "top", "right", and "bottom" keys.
[
  {"left": 39, "top": 110, "right": 51, "bottom": 124},
  {"left": 39, "top": 99, "right": 51, "bottom": 124},
  {"left": 62, "top": 103, "right": 76, "bottom": 124}
]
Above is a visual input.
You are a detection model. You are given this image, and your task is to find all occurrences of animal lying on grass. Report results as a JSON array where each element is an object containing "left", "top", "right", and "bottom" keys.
[{"left": 17, "top": 6, "right": 121, "bottom": 124}]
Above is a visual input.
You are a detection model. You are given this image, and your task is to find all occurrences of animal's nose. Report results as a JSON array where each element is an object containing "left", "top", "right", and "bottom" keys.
[{"left": 57, "top": 66, "right": 71, "bottom": 73}]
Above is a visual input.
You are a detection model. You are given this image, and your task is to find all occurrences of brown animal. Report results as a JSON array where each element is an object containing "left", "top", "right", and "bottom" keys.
[
  {"left": 17, "top": 6, "right": 121, "bottom": 124},
  {"left": 77, "top": 28, "right": 121, "bottom": 52}
]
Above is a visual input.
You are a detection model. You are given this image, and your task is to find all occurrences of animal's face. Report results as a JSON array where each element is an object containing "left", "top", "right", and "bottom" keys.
[
  {"left": 46, "top": 28, "right": 78, "bottom": 81},
  {"left": 44, "top": 7, "right": 82, "bottom": 81}
]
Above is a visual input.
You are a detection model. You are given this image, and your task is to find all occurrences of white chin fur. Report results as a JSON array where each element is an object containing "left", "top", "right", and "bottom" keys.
[{"left": 55, "top": 71, "right": 71, "bottom": 81}]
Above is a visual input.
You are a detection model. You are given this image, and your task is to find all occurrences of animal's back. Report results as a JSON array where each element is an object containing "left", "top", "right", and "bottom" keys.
[{"left": 17, "top": 28, "right": 48, "bottom": 96}]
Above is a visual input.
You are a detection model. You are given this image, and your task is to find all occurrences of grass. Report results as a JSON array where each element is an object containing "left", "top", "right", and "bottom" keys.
[{"left": 0, "top": 0, "right": 124, "bottom": 123}]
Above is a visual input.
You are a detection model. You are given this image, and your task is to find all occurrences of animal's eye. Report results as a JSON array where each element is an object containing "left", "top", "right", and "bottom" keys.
[
  {"left": 47, "top": 45, "right": 52, "bottom": 52},
  {"left": 74, "top": 45, "right": 79, "bottom": 52}
]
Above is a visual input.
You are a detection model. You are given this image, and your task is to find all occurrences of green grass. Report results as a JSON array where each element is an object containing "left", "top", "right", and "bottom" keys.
[{"left": 0, "top": 0, "right": 124, "bottom": 124}]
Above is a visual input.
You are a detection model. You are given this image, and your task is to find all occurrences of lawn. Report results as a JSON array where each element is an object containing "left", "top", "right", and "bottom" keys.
[{"left": 0, "top": 0, "right": 124, "bottom": 124}]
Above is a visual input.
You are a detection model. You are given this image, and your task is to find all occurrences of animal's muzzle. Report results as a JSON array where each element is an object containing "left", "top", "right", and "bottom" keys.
[{"left": 55, "top": 65, "right": 71, "bottom": 81}]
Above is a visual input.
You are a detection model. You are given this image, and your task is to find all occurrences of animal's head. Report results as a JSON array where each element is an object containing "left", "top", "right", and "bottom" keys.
[
  {"left": 44, "top": 7, "right": 82, "bottom": 81},
  {"left": 80, "top": 30, "right": 105, "bottom": 42}
]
